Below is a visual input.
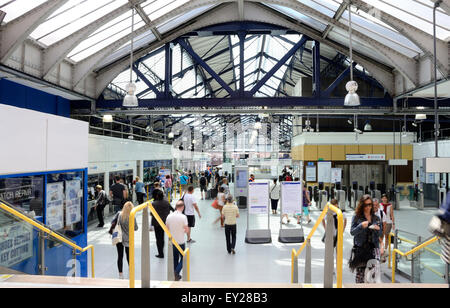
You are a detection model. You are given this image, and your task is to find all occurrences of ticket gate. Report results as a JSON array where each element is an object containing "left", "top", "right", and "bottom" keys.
[
  {"left": 439, "top": 188, "right": 447, "bottom": 206},
  {"left": 335, "top": 190, "right": 347, "bottom": 211},
  {"left": 318, "top": 190, "right": 328, "bottom": 210},
  {"left": 410, "top": 187, "right": 424, "bottom": 210},
  {"left": 394, "top": 186, "right": 405, "bottom": 210}
]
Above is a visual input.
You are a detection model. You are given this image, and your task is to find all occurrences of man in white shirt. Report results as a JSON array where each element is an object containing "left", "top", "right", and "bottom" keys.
[
  {"left": 166, "top": 201, "right": 189, "bottom": 281},
  {"left": 183, "top": 186, "right": 202, "bottom": 243}
]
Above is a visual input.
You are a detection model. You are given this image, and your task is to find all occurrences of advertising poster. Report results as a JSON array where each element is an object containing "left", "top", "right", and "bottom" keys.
[
  {"left": 331, "top": 168, "right": 342, "bottom": 184},
  {"left": 46, "top": 182, "right": 64, "bottom": 230},
  {"left": 65, "top": 180, "right": 82, "bottom": 226},
  {"left": 318, "top": 161, "right": 332, "bottom": 183},
  {"left": 306, "top": 166, "right": 316, "bottom": 182},
  {"left": 281, "top": 182, "right": 302, "bottom": 215},
  {"left": 248, "top": 182, "right": 269, "bottom": 215},
  {"left": 0, "top": 222, "right": 33, "bottom": 267}
]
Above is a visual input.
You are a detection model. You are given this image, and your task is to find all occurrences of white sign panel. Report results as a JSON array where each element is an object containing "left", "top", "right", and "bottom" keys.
[
  {"left": 318, "top": 161, "right": 332, "bottom": 183},
  {"left": 306, "top": 166, "right": 316, "bottom": 182},
  {"left": 46, "top": 182, "right": 64, "bottom": 230},
  {"left": 281, "top": 182, "right": 302, "bottom": 215},
  {"left": 0, "top": 223, "right": 33, "bottom": 267},
  {"left": 65, "top": 180, "right": 82, "bottom": 226},
  {"left": 346, "top": 154, "right": 386, "bottom": 161},
  {"left": 331, "top": 168, "right": 342, "bottom": 184},
  {"left": 248, "top": 182, "right": 269, "bottom": 215}
]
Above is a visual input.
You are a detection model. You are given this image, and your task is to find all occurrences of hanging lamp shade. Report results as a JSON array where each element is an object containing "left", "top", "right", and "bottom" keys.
[
  {"left": 415, "top": 114, "right": 427, "bottom": 120},
  {"left": 344, "top": 81, "right": 360, "bottom": 106},
  {"left": 364, "top": 122, "right": 372, "bottom": 131}
]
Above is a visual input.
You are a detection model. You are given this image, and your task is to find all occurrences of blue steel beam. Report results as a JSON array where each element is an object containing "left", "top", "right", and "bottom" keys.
[
  {"left": 249, "top": 36, "right": 308, "bottom": 97},
  {"left": 312, "top": 41, "right": 321, "bottom": 98},
  {"left": 322, "top": 62, "right": 357, "bottom": 98},
  {"left": 165, "top": 43, "right": 173, "bottom": 98},
  {"left": 177, "top": 38, "right": 235, "bottom": 96},
  {"left": 132, "top": 64, "right": 164, "bottom": 98},
  {"left": 94, "top": 96, "right": 393, "bottom": 109}
]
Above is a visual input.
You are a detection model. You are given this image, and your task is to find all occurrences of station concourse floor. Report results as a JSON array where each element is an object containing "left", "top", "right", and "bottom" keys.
[{"left": 86, "top": 188, "right": 440, "bottom": 285}]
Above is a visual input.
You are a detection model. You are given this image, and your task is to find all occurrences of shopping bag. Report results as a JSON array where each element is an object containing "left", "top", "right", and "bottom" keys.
[
  {"left": 211, "top": 199, "right": 219, "bottom": 209},
  {"left": 111, "top": 215, "right": 123, "bottom": 246}
]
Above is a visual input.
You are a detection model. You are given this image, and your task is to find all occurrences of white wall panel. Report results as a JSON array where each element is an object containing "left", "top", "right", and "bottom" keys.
[
  {"left": 0, "top": 104, "right": 88, "bottom": 175},
  {"left": 0, "top": 104, "right": 47, "bottom": 174},
  {"left": 46, "top": 115, "right": 89, "bottom": 171}
]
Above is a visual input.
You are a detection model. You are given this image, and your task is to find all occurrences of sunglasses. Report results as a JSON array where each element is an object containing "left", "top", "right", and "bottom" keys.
[{"left": 364, "top": 202, "right": 373, "bottom": 207}]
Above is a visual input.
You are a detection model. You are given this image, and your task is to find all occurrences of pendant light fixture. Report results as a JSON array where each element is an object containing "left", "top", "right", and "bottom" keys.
[
  {"left": 123, "top": 5, "right": 139, "bottom": 107},
  {"left": 344, "top": 1, "right": 360, "bottom": 107}
]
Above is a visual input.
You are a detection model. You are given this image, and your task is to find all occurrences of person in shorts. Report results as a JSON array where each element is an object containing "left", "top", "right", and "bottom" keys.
[
  {"left": 183, "top": 186, "right": 202, "bottom": 243},
  {"left": 199, "top": 172, "right": 208, "bottom": 200}
]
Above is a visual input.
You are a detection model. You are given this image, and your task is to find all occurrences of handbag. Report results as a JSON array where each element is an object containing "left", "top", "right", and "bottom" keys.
[
  {"left": 111, "top": 213, "right": 123, "bottom": 246},
  {"left": 211, "top": 199, "right": 219, "bottom": 209},
  {"left": 348, "top": 230, "right": 375, "bottom": 271}
]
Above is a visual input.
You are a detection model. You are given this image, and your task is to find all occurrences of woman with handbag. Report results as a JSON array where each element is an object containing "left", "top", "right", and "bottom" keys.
[
  {"left": 349, "top": 195, "right": 383, "bottom": 283},
  {"left": 212, "top": 187, "right": 226, "bottom": 227},
  {"left": 110, "top": 201, "right": 138, "bottom": 279}
]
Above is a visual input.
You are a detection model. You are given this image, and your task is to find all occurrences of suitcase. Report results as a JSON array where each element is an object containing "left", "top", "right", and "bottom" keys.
[{"left": 206, "top": 189, "right": 212, "bottom": 200}]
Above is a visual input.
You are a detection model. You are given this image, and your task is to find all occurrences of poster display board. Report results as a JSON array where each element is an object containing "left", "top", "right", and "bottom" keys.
[
  {"left": 331, "top": 168, "right": 342, "bottom": 184},
  {"left": 306, "top": 166, "right": 316, "bottom": 182},
  {"left": 248, "top": 182, "right": 269, "bottom": 215},
  {"left": 0, "top": 222, "right": 33, "bottom": 268},
  {"left": 65, "top": 180, "right": 82, "bottom": 226},
  {"left": 281, "top": 182, "right": 302, "bottom": 215},
  {"left": 46, "top": 182, "right": 64, "bottom": 230},
  {"left": 318, "top": 161, "right": 332, "bottom": 183}
]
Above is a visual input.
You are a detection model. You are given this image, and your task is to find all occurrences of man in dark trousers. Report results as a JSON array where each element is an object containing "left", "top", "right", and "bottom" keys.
[{"left": 109, "top": 176, "right": 128, "bottom": 213}]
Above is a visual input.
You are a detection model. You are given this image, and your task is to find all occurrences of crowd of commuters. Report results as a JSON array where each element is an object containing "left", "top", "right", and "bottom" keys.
[{"left": 99, "top": 167, "right": 450, "bottom": 285}]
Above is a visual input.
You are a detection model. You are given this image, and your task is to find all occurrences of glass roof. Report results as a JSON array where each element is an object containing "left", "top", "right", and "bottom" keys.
[{"left": 0, "top": 0, "right": 449, "bottom": 100}]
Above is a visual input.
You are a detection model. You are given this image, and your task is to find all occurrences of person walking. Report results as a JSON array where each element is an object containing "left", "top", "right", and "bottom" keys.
[
  {"left": 373, "top": 198, "right": 387, "bottom": 261},
  {"left": 270, "top": 179, "right": 280, "bottom": 215},
  {"left": 151, "top": 189, "right": 175, "bottom": 258},
  {"left": 199, "top": 172, "right": 208, "bottom": 200},
  {"left": 214, "top": 187, "right": 226, "bottom": 227},
  {"left": 110, "top": 176, "right": 128, "bottom": 213},
  {"left": 135, "top": 176, "right": 146, "bottom": 204},
  {"left": 164, "top": 174, "right": 173, "bottom": 201},
  {"left": 222, "top": 195, "right": 240, "bottom": 254},
  {"left": 111, "top": 201, "right": 138, "bottom": 279},
  {"left": 221, "top": 178, "right": 230, "bottom": 196},
  {"left": 94, "top": 185, "right": 108, "bottom": 228},
  {"left": 380, "top": 194, "right": 395, "bottom": 255},
  {"left": 166, "top": 201, "right": 189, "bottom": 281},
  {"left": 180, "top": 173, "right": 189, "bottom": 193},
  {"left": 297, "top": 181, "right": 312, "bottom": 224},
  {"left": 183, "top": 186, "right": 202, "bottom": 243},
  {"left": 349, "top": 195, "right": 383, "bottom": 283}
]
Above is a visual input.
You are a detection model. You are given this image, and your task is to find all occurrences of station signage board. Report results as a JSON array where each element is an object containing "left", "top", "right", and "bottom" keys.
[{"left": 346, "top": 154, "right": 386, "bottom": 161}]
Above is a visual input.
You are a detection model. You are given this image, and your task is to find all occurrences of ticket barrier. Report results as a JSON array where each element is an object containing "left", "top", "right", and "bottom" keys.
[
  {"left": 394, "top": 186, "right": 405, "bottom": 210},
  {"left": 439, "top": 188, "right": 447, "bottom": 206},
  {"left": 335, "top": 190, "right": 347, "bottom": 211},
  {"left": 318, "top": 190, "right": 328, "bottom": 210},
  {"left": 410, "top": 187, "right": 424, "bottom": 210},
  {"left": 350, "top": 189, "right": 364, "bottom": 209}
]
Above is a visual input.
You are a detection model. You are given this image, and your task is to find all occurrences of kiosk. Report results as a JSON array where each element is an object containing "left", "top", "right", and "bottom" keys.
[
  {"left": 234, "top": 167, "right": 249, "bottom": 209},
  {"left": 245, "top": 181, "right": 272, "bottom": 244}
]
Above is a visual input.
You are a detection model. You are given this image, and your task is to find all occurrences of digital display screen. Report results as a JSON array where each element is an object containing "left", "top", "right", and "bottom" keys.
[{"left": 236, "top": 170, "right": 248, "bottom": 188}]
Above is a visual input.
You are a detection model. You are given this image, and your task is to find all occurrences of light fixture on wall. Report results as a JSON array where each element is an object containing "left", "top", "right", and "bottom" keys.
[
  {"left": 103, "top": 115, "right": 113, "bottom": 122},
  {"left": 123, "top": 5, "right": 139, "bottom": 107},
  {"left": 344, "top": 1, "right": 360, "bottom": 107}
]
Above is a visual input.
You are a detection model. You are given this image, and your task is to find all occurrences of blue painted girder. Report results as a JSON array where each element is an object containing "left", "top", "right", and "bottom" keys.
[{"left": 93, "top": 96, "right": 393, "bottom": 109}]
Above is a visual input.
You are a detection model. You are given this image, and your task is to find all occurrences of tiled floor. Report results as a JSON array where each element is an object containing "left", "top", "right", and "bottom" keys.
[{"left": 86, "top": 188, "right": 444, "bottom": 285}]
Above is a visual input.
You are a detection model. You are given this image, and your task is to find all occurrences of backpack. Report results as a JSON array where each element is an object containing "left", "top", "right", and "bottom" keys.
[{"left": 200, "top": 177, "right": 207, "bottom": 186}]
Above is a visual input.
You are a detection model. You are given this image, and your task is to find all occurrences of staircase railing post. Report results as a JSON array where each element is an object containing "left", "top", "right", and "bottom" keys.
[
  {"left": 305, "top": 239, "right": 312, "bottom": 284},
  {"left": 141, "top": 206, "right": 150, "bottom": 288},
  {"left": 167, "top": 240, "right": 175, "bottom": 281}
]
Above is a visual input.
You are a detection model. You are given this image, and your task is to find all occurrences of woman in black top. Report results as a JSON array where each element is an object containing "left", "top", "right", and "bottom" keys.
[{"left": 151, "top": 189, "right": 175, "bottom": 258}]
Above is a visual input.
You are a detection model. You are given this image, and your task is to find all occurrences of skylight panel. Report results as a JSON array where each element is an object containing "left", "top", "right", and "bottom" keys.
[{"left": 0, "top": 0, "right": 47, "bottom": 23}]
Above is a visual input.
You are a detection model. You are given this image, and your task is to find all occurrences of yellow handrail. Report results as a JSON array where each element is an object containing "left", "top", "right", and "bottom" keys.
[
  {"left": 391, "top": 236, "right": 440, "bottom": 283},
  {"left": 291, "top": 203, "right": 344, "bottom": 288},
  {"left": 128, "top": 200, "right": 190, "bottom": 288},
  {"left": 0, "top": 201, "right": 95, "bottom": 278}
]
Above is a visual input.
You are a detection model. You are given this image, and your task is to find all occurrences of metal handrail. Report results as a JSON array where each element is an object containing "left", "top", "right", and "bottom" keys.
[
  {"left": 128, "top": 200, "right": 190, "bottom": 288},
  {"left": 291, "top": 203, "right": 344, "bottom": 288},
  {"left": 391, "top": 235, "right": 440, "bottom": 283},
  {"left": 0, "top": 201, "right": 95, "bottom": 278}
]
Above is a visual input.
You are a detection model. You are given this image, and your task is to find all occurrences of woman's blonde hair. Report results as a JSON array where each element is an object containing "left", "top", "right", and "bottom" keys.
[
  {"left": 135, "top": 176, "right": 140, "bottom": 182},
  {"left": 120, "top": 201, "right": 134, "bottom": 222}
]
